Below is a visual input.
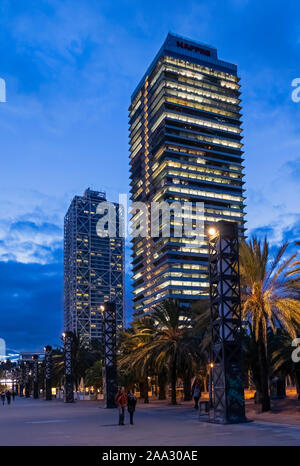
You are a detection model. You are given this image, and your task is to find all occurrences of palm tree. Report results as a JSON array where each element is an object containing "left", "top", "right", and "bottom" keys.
[
  {"left": 270, "top": 328, "right": 300, "bottom": 399},
  {"left": 239, "top": 237, "right": 300, "bottom": 411},
  {"left": 287, "top": 241, "right": 300, "bottom": 277},
  {"left": 118, "top": 319, "right": 155, "bottom": 403},
  {"left": 119, "top": 299, "right": 203, "bottom": 405},
  {"left": 84, "top": 361, "right": 103, "bottom": 392},
  {"left": 53, "top": 334, "right": 103, "bottom": 391}
]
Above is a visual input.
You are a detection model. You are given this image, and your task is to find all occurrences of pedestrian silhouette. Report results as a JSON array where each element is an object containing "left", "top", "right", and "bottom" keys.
[
  {"left": 6, "top": 390, "right": 11, "bottom": 405},
  {"left": 127, "top": 391, "right": 137, "bottom": 425},
  {"left": 115, "top": 387, "right": 128, "bottom": 425}
]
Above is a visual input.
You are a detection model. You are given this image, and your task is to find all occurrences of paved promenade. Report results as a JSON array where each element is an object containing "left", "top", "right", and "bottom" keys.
[{"left": 0, "top": 397, "right": 299, "bottom": 446}]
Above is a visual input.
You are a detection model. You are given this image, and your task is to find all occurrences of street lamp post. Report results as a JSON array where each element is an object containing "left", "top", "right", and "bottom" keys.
[
  {"left": 32, "top": 355, "right": 39, "bottom": 399},
  {"left": 44, "top": 345, "right": 52, "bottom": 401},
  {"left": 208, "top": 220, "right": 247, "bottom": 424},
  {"left": 63, "top": 332, "right": 74, "bottom": 403},
  {"left": 208, "top": 362, "right": 214, "bottom": 409},
  {"left": 101, "top": 302, "right": 117, "bottom": 409}
]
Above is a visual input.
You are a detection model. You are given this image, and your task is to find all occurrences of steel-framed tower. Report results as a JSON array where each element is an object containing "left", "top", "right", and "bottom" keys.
[{"left": 64, "top": 188, "right": 125, "bottom": 344}]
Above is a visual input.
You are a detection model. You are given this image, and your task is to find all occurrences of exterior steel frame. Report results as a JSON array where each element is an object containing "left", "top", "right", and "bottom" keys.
[
  {"left": 102, "top": 302, "right": 117, "bottom": 409},
  {"left": 32, "top": 355, "right": 39, "bottom": 399},
  {"left": 64, "top": 331, "right": 74, "bottom": 403},
  {"left": 44, "top": 345, "right": 52, "bottom": 401},
  {"left": 19, "top": 362, "right": 25, "bottom": 397},
  {"left": 25, "top": 361, "right": 31, "bottom": 398},
  {"left": 16, "top": 367, "right": 21, "bottom": 396},
  {"left": 208, "top": 220, "right": 246, "bottom": 424}
]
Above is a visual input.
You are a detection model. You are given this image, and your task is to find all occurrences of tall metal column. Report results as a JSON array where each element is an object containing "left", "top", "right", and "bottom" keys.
[
  {"left": 25, "top": 362, "right": 31, "bottom": 398},
  {"left": 63, "top": 332, "right": 74, "bottom": 403},
  {"left": 208, "top": 220, "right": 247, "bottom": 424},
  {"left": 44, "top": 345, "right": 52, "bottom": 401},
  {"left": 11, "top": 369, "right": 15, "bottom": 393},
  {"left": 101, "top": 302, "right": 117, "bottom": 409},
  {"left": 32, "top": 355, "right": 39, "bottom": 399},
  {"left": 15, "top": 367, "right": 20, "bottom": 396},
  {"left": 19, "top": 362, "right": 25, "bottom": 397}
]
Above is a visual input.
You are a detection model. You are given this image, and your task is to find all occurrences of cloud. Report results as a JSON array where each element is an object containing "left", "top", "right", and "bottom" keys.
[
  {"left": 283, "top": 157, "right": 300, "bottom": 182},
  {"left": 0, "top": 214, "right": 62, "bottom": 264},
  {"left": 0, "top": 260, "right": 63, "bottom": 353},
  {"left": 249, "top": 213, "right": 300, "bottom": 247}
]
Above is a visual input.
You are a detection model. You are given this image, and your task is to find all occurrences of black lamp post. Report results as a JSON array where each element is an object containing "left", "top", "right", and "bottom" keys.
[
  {"left": 44, "top": 345, "right": 52, "bottom": 401},
  {"left": 101, "top": 302, "right": 117, "bottom": 409},
  {"left": 208, "top": 220, "right": 247, "bottom": 424},
  {"left": 63, "top": 332, "right": 74, "bottom": 403}
]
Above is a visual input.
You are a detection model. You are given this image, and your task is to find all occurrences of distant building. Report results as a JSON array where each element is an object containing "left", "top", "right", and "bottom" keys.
[
  {"left": 64, "top": 188, "right": 125, "bottom": 344},
  {"left": 129, "top": 33, "right": 246, "bottom": 314},
  {"left": 0, "top": 338, "right": 6, "bottom": 361}
]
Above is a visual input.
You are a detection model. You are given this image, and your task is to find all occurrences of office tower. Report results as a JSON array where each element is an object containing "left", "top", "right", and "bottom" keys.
[
  {"left": 129, "top": 33, "right": 245, "bottom": 314},
  {"left": 64, "top": 188, "right": 124, "bottom": 343}
]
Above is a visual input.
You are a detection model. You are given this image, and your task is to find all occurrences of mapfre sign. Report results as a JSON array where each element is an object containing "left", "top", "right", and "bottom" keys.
[{"left": 176, "top": 40, "right": 211, "bottom": 57}]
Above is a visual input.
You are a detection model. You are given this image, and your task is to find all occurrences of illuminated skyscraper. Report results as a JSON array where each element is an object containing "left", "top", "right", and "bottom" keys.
[
  {"left": 129, "top": 33, "right": 245, "bottom": 314},
  {"left": 64, "top": 188, "right": 124, "bottom": 343}
]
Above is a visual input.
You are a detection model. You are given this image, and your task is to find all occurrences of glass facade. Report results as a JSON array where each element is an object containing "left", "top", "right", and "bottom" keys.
[
  {"left": 129, "top": 33, "right": 245, "bottom": 314},
  {"left": 64, "top": 188, "right": 124, "bottom": 343}
]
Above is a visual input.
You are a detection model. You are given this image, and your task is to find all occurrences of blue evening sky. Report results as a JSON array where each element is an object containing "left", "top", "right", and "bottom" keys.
[{"left": 0, "top": 0, "right": 300, "bottom": 352}]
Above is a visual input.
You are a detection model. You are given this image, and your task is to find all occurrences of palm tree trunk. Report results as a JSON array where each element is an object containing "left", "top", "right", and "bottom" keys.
[
  {"left": 257, "top": 337, "right": 270, "bottom": 412},
  {"left": 295, "top": 368, "right": 300, "bottom": 400},
  {"left": 144, "top": 377, "right": 149, "bottom": 404},
  {"left": 171, "top": 354, "right": 177, "bottom": 405},
  {"left": 158, "top": 372, "right": 167, "bottom": 400},
  {"left": 183, "top": 374, "right": 192, "bottom": 401},
  {"left": 251, "top": 364, "right": 262, "bottom": 404}
]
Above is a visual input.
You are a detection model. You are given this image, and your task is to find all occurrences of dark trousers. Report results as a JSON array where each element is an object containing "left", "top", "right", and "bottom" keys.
[
  {"left": 118, "top": 407, "right": 125, "bottom": 425},
  {"left": 129, "top": 410, "right": 134, "bottom": 424},
  {"left": 194, "top": 396, "right": 200, "bottom": 409}
]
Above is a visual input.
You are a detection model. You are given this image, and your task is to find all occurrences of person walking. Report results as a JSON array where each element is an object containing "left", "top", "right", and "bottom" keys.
[
  {"left": 192, "top": 383, "right": 201, "bottom": 410},
  {"left": 6, "top": 390, "right": 11, "bottom": 405},
  {"left": 1, "top": 392, "right": 5, "bottom": 406},
  {"left": 127, "top": 391, "right": 137, "bottom": 425},
  {"left": 115, "top": 387, "right": 127, "bottom": 425},
  {"left": 12, "top": 390, "right": 16, "bottom": 402}
]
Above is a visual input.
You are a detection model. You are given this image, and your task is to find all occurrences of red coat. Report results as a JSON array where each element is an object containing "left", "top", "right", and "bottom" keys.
[{"left": 115, "top": 392, "right": 128, "bottom": 408}]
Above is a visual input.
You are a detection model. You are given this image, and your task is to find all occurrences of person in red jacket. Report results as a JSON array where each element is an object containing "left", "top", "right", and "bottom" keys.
[{"left": 115, "top": 387, "right": 128, "bottom": 425}]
